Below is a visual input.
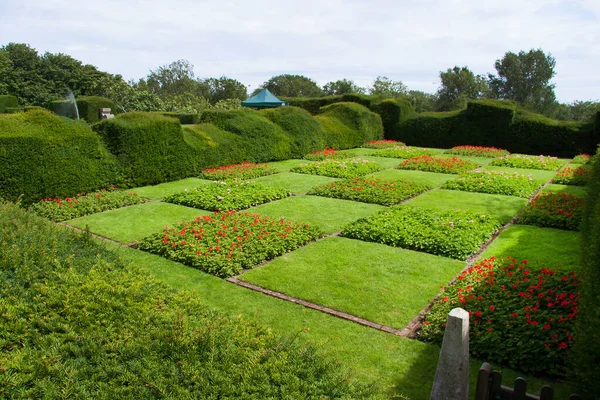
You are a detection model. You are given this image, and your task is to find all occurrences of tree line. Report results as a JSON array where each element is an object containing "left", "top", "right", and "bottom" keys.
[{"left": 0, "top": 43, "right": 596, "bottom": 121}]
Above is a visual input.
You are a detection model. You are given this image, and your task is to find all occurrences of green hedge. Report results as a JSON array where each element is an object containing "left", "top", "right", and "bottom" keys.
[
  {"left": 76, "top": 96, "right": 115, "bottom": 123},
  {"left": 0, "top": 110, "right": 118, "bottom": 204},
  {"left": 183, "top": 123, "right": 247, "bottom": 168},
  {"left": 4, "top": 107, "right": 22, "bottom": 114},
  {"left": 24, "top": 105, "right": 45, "bottom": 112},
  {"left": 48, "top": 99, "right": 79, "bottom": 119},
  {"left": 393, "top": 100, "right": 596, "bottom": 157},
  {"left": 370, "top": 98, "right": 415, "bottom": 138},
  {"left": 94, "top": 112, "right": 196, "bottom": 187},
  {"left": 156, "top": 111, "right": 199, "bottom": 125},
  {"left": 572, "top": 146, "right": 600, "bottom": 395},
  {"left": 0, "top": 95, "right": 18, "bottom": 113},
  {"left": 317, "top": 102, "right": 383, "bottom": 149},
  {"left": 260, "top": 106, "right": 325, "bottom": 155}
]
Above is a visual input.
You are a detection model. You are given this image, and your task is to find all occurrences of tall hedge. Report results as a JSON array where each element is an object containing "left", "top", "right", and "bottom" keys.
[
  {"left": 76, "top": 96, "right": 116, "bottom": 123},
  {"left": 0, "top": 110, "right": 118, "bottom": 204},
  {"left": 94, "top": 112, "right": 196, "bottom": 187},
  {"left": 0, "top": 95, "right": 19, "bottom": 113},
  {"left": 183, "top": 123, "right": 247, "bottom": 168},
  {"left": 48, "top": 99, "right": 79, "bottom": 119},
  {"left": 317, "top": 102, "right": 383, "bottom": 149},
  {"left": 260, "top": 106, "right": 326, "bottom": 155},
  {"left": 572, "top": 146, "right": 600, "bottom": 395},
  {"left": 370, "top": 98, "right": 415, "bottom": 138}
]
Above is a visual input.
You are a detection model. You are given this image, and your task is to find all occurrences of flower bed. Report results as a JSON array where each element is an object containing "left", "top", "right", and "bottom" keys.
[
  {"left": 308, "top": 177, "right": 432, "bottom": 206},
  {"left": 490, "top": 154, "right": 564, "bottom": 170},
  {"left": 442, "top": 170, "right": 543, "bottom": 198},
  {"left": 30, "top": 187, "right": 148, "bottom": 221},
  {"left": 396, "top": 156, "right": 480, "bottom": 174},
  {"left": 444, "top": 145, "right": 509, "bottom": 158},
  {"left": 363, "top": 139, "right": 406, "bottom": 149},
  {"left": 419, "top": 256, "right": 580, "bottom": 377},
  {"left": 290, "top": 158, "right": 383, "bottom": 179},
  {"left": 368, "top": 146, "right": 437, "bottom": 159},
  {"left": 200, "top": 162, "right": 277, "bottom": 180},
  {"left": 518, "top": 192, "right": 584, "bottom": 231},
  {"left": 341, "top": 206, "right": 501, "bottom": 260},
  {"left": 572, "top": 154, "right": 596, "bottom": 164},
  {"left": 551, "top": 166, "right": 593, "bottom": 186},
  {"left": 304, "top": 148, "right": 352, "bottom": 161},
  {"left": 138, "top": 211, "right": 322, "bottom": 277},
  {"left": 165, "top": 180, "right": 290, "bottom": 211}
]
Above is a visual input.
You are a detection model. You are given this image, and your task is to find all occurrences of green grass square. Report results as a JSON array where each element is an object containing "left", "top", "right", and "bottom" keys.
[
  {"left": 483, "top": 165, "right": 556, "bottom": 181},
  {"left": 248, "top": 195, "right": 385, "bottom": 234},
  {"left": 267, "top": 159, "right": 315, "bottom": 172},
  {"left": 239, "top": 236, "right": 465, "bottom": 329},
  {"left": 370, "top": 169, "right": 455, "bottom": 187},
  {"left": 254, "top": 172, "right": 340, "bottom": 194},
  {"left": 132, "top": 178, "right": 212, "bottom": 200},
  {"left": 67, "top": 202, "right": 211, "bottom": 243},
  {"left": 541, "top": 184, "right": 588, "bottom": 197}
]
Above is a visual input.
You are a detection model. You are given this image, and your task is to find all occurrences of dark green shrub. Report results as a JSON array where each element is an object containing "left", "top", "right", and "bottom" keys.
[
  {"left": 0, "top": 95, "right": 18, "bottom": 113},
  {"left": 156, "top": 111, "right": 198, "bottom": 124},
  {"left": 572, "top": 146, "right": 600, "bottom": 395},
  {"left": 260, "top": 106, "right": 326, "bottom": 156},
  {"left": 24, "top": 105, "right": 45, "bottom": 112},
  {"left": 94, "top": 112, "right": 196, "bottom": 187},
  {"left": 76, "top": 96, "right": 116, "bottom": 123},
  {"left": 48, "top": 99, "right": 79, "bottom": 119},
  {"left": 371, "top": 98, "right": 415, "bottom": 138},
  {"left": 394, "top": 110, "right": 462, "bottom": 146},
  {"left": 183, "top": 123, "right": 247, "bottom": 168},
  {"left": 317, "top": 102, "right": 383, "bottom": 149},
  {"left": 4, "top": 107, "right": 22, "bottom": 113},
  {"left": 0, "top": 201, "right": 379, "bottom": 399},
  {"left": 200, "top": 108, "right": 293, "bottom": 161},
  {"left": 282, "top": 96, "right": 342, "bottom": 114},
  {"left": 0, "top": 110, "right": 118, "bottom": 204}
]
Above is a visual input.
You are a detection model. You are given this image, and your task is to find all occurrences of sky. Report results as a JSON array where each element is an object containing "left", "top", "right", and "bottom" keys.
[{"left": 1, "top": 0, "right": 599, "bottom": 103}]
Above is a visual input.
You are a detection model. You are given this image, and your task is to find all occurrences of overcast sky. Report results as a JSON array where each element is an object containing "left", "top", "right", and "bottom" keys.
[{"left": 1, "top": 0, "right": 598, "bottom": 102}]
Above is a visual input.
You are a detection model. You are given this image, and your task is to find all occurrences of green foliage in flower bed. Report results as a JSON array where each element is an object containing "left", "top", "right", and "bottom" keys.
[
  {"left": 442, "top": 170, "right": 544, "bottom": 198},
  {"left": 444, "top": 145, "right": 509, "bottom": 158},
  {"left": 490, "top": 154, "right": 565, "bottom": 171},
  {"left": 200, "top": 162, "right": 277, "bottom": 180},
  {"left": 518, "top": 192, "right": 585, "bottom": 231},
  {"left": 165, "top": 180, "right": 290, "bottom": 211},
  {"left": 368, "top": 146, "right": 438, "bottom": 159},
  {"left": 29, "top": 187, "right": 148, "bottom": 222},
  {"left": 363, "top": 139, "right": 406, "bottom": 149},
  {"left": 552, "top": 165, "right": 593, "bottom": 186},
  {"left": 420, "top": 256, "right": 580, "bottom": 377},
  {"left": 138, "top": 211, "right": 322, "bottom": 277},
  {"left": 304, "top": 148, "right": 353, "bottom": 161},
  {"left": 572, "top": 154, "right": 596, "bottom": 164},
  {"left": 341, "top": 206, "right": 501, "bottom": 260},
  {"left": 396, "top": 156, "right": 480, "bottom": 174},
  {"left": 0, "top": 201, "right": 375, "bottom": 399},
  {"left": 290, "top": 158, "right": 383, "bottom": 178},
  {"left": 308, "top": 177, "right": 432, "bottom": 206}
]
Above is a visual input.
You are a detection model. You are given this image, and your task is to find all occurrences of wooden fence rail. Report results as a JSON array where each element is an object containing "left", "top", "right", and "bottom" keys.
[{"left": 474, "top": 362, "right": 581, "bottom": 400}]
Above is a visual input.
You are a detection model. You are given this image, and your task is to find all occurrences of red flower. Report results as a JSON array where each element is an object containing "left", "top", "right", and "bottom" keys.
[
  {"left": 558, "top": 342, "right": 568, "bottom": 349},
  {"left": 489, "top": 305, "right": 495, "bottom": 311}
]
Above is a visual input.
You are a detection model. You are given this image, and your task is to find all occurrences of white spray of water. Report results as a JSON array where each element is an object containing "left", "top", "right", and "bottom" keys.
[{"left": 65, "top": 91, "right": 80, "bottom": 120}]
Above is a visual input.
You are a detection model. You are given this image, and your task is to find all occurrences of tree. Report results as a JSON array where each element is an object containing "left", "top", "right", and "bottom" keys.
[
  {"left": 406, "top": 90, "right": 437, "bottom": 113},
  {"left": 203, "top": 76, "right": 247, "bottom": 103},
  {"left": 259, "top": 74, "right": 323, "bottom": 97},
  {"left": 436, "top": 66, "right": 490, "bottom": 111},
  {"left": 144, "top": 59, "right": 209, "bottom": 99},
  {"left": 488, "top": 49, "right": 557, "bottom": 114},
  {"left": 368, "top": 76, "right": 407, "bottom": 98},
  {"left": 322, "top": 79, "right": 365, "bottom": 96},
  {"left": 553, "top": 100, "right": 600, "bottom": 122},
  {"left": 1, "top": 43, "right": 50, "bottom": 105}
]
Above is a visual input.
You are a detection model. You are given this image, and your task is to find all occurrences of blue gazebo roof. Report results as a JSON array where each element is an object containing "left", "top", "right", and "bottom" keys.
[{"left": 242, "top": 89, "right": 288, "bottom": 108}]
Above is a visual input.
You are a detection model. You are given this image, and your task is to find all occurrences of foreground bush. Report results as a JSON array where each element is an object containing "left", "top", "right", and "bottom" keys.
[
  {"left": 420, "top": 256, "right": 579, "bottom": 377},
  {"left": 165, "top": 180, "right": 290, "bottom": 211},
  {"left": 442, "top": 170, "right": 543, "bottom": 198},
  {"left": 444, "top": 145, "right": 509, "bottom": 158},
  {"left": 291, "top": 158, "right": 383, "bottom": 178},
  {"left": 342, "top": 206, "right": 501, "bottom": 260},
  {"left": 138, "top": 211, "right": 323, "bottom": 277},
  {"left": 0, "top": 201, "right": 377, "bottom": 398},
  {"left": 396, "top": 156, "right": 480, "bottom": 174},
  {"left": 30, "top": 187, "right": 148, "bottom": 221},
  {"left": 308, "top": 177, "right": 432, "bottom": 206},
  {"left": 490, "top": 154, "right": 565, "bottom": 171},
  {"left": 552, "top": 165, "right": 593, "bottom": 186},
  {"left": 200, "top": 162, "right": 277, "bottom": 180}
]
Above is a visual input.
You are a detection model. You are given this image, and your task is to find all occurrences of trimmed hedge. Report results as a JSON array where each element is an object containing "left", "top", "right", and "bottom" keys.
[
  {"left": 94, "top": 112, "right": 196, "bottom": 187},
  {"left": 0, "top": 110, "right": 118, "bottom": 204},
  {"left": 260, "top": 106, "right": 326, "bottom": 155},
  {"left": 371, "top": 98, "right": 415, "bottom": 138},
  {"left": 317, "top": 102, "right": 383, "bottom": 149},
  {"left": 76, "top": 96, "right": 115, "bottom": 123},
  {"left": 156, "top": 111, "right": 198, "bottom": 124},
  {"left": 48, "top": 99, "right": 79, "bottom": 119},
  {"left": 572, "top": 146, "right": 600, "bottom": 395},
  {"left": 0, "top": 95, "right": 18, "bottom": 113},
  {"left": 183, "top": 123, "right": 247, "bottom": 168},
  {"left": 4, "top": 107, "right": 22, "bottom": 113},
  {"left": 393, "top": 100, "right": 596, "bottom": 157}
]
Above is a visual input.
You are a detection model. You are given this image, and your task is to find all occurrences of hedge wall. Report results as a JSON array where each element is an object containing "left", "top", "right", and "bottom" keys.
[
  {"left": 370, "top": 98, "right": 415, "bottom": 138},
  {"left": 317, "top": 102, "right": 383, "bottom": 149},
  {"left": 156, "top": 111, "right": 198, "bottom": 125},
  {"left": 94, "top": 112, "right": 197, "bottom": 187},
  {"left": 48, "top": 99, "right": 79, "bottom": 119},
  {"left": 393, "top": 100, "right": 596, "bottom": 157},
  {"left": 260, "top": 106, "right": 325, "bottom": 155},
  {"left": 0, "top": 110, "right": 118, "bottom": 204},
  {"left": 572, "top": 146, "right": 600, "bottom": 395},
  {"left": 76, "top": 96, "right": 116, "bottom": 123},
  {"left": 182, "top": 123, "right": 247, "bottom": 168},
  {"left": 0, "top": 95, "right": 18, "bottom": 113}
]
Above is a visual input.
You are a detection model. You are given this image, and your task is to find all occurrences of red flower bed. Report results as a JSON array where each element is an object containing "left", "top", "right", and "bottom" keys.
[
  {"left": 419, "top": 256, "right": 580, "bottom": 377},
  {"left": 304, "top": 148, "right": 351, "bottom": 161},
  {"left": 363, "top": 139, "right": 406, "bottom": 149},
  {"left": 552, "top": 166, "right": 593, "bottom": 186},
  {"left": 444, "top": 145, "right": 509, "bottom": 158},
  {"left": 201, "top": 162, "right": 276, "bottom": 180},
  {"left": 518, "top": 192, "right": 584, "bottom": 230},
  {"left": 396, "top": 156, "right": 480, "bottom": 174}
]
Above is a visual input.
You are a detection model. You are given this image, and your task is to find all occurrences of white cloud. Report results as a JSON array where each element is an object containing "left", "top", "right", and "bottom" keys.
[{"left": 1, "top": 0, "right": 598, "bottom": 101}]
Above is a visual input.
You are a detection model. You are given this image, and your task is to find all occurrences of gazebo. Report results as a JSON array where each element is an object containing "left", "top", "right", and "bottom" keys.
[{"left": 242, "top": 89, "right": 288, "bottom": 108}]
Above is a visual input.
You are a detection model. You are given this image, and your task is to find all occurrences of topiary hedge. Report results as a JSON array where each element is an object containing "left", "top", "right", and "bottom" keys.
[
  {"left": 0, "top": 110, "right": 118, "bottom": 204},
  {"left": 317, "top": 102, "right": 383, "bottom": 149},
  {"left": 572, "top": 146, "right": 600, "bottom": 395},
  {"left": 48, "top": 99, "right": 79, "bottom": 119},
  {"left": 260, "top": 106, "right": 326, "bottom": 155},
  {"left": 76, "top": 96, "right": 116, "bottom": 123},
  {"left": 0, "top": 95, "right": 18, "bottom": 113},
  {"left": 370, "top": 98, "right": 415, "bottom": 139},
  {"left": 182, "top": 123, "right": 247, "bottom": 168},
  {"left": 94, "top": 112, "right": 196, "bottom": 187},
  {"left": 156, "top": 111, "right": 198, "bottom": 125}
]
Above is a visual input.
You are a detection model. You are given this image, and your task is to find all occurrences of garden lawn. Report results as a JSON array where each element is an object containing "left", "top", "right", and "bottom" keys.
[
  {"left": 266, "top": 159, "right": 314, "bottom": 173},
  {"left": 370, "top": 169, "right": 455, "bottom": 187},
  {"left": 479, "top": 225, "right": 581, "bottom": 271},
  {"left": 483, "top": 166, "right": 556, "bottom": 181},
  {"left": 132, "top": 178, "right": 212, "bottom": 200},
  {"left": 239, "top": 236, "right": 465, "bottom": 329},
  {"left": 541, "top": 184, "right": 588, "bottom": 197},
  {"left": 249, "top": 195, "right": 385, "bottom": 234},
  {"left": 405, "top": 189, "right": 527, "bottom": 224},
  {"left": 254, "top": 172, "right": 339, "bottom": 194},
  {"left": 67, "top": 202, "right": 209, "bottom": 243},
  {"left": 357, "top": 155, "right": 405, "bottom": 169}
]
